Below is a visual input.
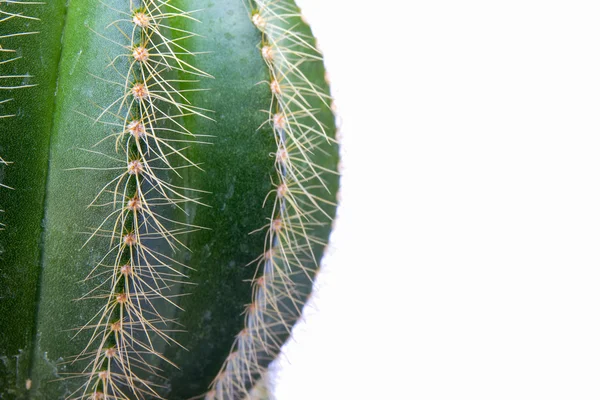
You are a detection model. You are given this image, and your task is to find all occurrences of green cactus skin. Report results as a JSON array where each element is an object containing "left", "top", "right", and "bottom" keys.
[
  {"left": 0, "top": 0, "right": 65, "bottom": 395},
  {"left": 0, "top": 1, "right": 339, "bottom": 399}
]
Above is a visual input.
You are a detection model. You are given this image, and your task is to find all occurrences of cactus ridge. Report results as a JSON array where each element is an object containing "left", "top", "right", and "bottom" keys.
[
  {"left": 205, "top": 1, "right": 339, "bottom": 399},
  {"left": 63, "top": 1, "right": 210, "bottom": 398}
]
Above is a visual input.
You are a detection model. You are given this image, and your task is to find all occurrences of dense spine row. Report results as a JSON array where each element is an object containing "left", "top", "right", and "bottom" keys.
[
  {"left": 206, "top": 1, "right": 338, "bottom": 399},
  {"left": 69, "top": 1, "right": 208, "bottom": 398}
]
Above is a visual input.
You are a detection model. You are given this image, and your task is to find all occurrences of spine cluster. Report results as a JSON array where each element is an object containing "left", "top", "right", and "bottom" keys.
[
  {"left": 206, "top": 1, "right": 338, "bottom": 399},
  {"left": 70, "top": 1, "right": 208, "bottom": 398}
]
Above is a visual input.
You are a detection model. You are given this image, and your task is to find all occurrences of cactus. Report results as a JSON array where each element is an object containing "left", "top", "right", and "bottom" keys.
[{"left": 0, "top": 0, "right": 338, "bottom": 399}]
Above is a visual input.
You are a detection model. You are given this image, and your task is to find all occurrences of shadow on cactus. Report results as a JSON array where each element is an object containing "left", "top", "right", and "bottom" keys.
[{"left": 0, "top": 0, "right": 339, "bottom": 399}]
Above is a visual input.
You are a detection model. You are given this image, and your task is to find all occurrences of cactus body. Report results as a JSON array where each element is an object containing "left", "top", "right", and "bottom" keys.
[{"left": 0, "top": 1, "right": 338, "bottom": 399}]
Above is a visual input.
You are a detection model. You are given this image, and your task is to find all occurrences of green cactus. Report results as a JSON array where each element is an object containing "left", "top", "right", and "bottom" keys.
[{"left": 0, "top": 0, "right": 339, "bottom": 399}]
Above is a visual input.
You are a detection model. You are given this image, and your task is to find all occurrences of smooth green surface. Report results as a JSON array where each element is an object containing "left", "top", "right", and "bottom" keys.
[
  {"left": 0, "top": 0, "right": 338, "bottom": 398},
  {"left": 28, "top": 2, "right": 128, "bottom": 397},
  {"left": 162, "top": 1, "right": 275, "bottom": 397},
  {"left": 0, "top": 2, "right": 67, "bottom": 396}
]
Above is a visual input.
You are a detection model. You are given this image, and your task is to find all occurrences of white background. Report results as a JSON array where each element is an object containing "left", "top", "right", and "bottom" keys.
[{"left": 272, "top": 1, "right": 600, "bottom": 399}]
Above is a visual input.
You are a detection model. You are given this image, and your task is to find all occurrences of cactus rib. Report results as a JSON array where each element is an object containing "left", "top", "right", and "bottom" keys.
[
  {"left": 205, "top": 1, "right": 339, "bottom": 399},
  {"left": 65, "top": 1, "right": 210, "bottom": 398}
]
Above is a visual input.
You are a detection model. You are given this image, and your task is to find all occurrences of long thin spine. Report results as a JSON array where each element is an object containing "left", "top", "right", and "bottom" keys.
[
  {"left": 65, "top": 1, "right": 210, "bottom": 398},
  {"left": 205, "top": 1, "right": 339, "bottom": 398}
]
